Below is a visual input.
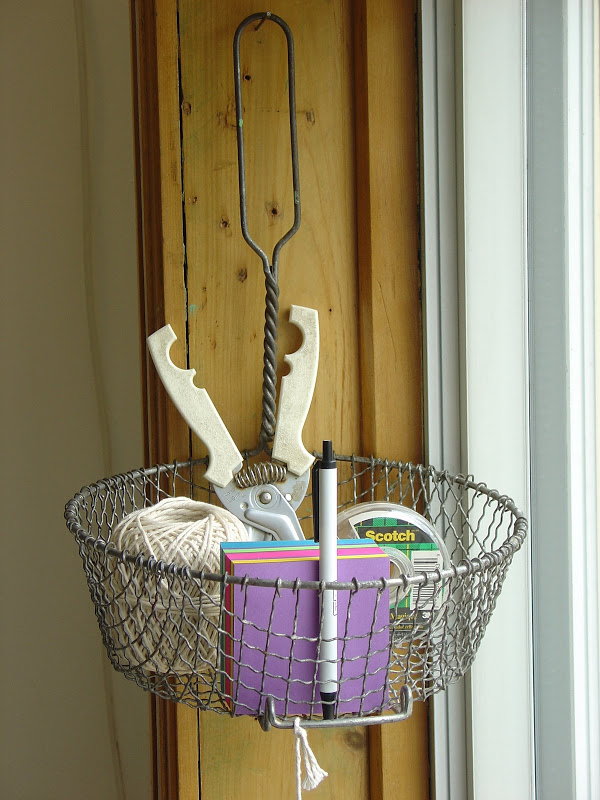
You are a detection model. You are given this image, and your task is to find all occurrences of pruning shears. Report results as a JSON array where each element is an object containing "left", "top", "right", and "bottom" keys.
[{"left": 147, "top": 304, "right": 319, "bottom": 541}]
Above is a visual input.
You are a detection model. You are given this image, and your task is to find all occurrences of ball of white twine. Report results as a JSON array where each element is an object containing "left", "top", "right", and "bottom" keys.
[{"left": 109, "top": 497, "right": 248, "bottom": 676}]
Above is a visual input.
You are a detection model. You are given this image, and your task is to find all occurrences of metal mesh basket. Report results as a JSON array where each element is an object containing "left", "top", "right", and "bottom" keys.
[
  {"left": 64, "top": 13, "right": 527, "bottom": 731},
  {"left": 64, "top": 454, "right": 526, "bottom": 729}
]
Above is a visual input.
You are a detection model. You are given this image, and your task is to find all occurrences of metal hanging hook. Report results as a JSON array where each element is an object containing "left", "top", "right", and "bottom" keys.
[
  {"left": 233, "top": 12, "right": 301, "bottom": 450},
  {"left": 233, "top": 11, "right": 301, "bottom": 276}
]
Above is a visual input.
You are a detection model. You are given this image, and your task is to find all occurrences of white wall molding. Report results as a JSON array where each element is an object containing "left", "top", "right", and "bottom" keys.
[
  {"left": 528, "top": 1, "right": 599, "bottom": 797},
  {"left": 459, "top": 3, "right": 534, "bottom": 798},
  {"left": 420, "top": 2, "right": 467, "bottom": 798},
  {"left": 421, "top": 1, "right": 534, "bottom": 797}
]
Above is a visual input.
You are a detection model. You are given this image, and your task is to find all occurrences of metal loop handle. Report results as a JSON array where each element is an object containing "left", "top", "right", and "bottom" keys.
[
  {"left": 233, "top": 12, "right": 301, "bottom": 275},
  {"left": 233, "top": 12, "right": 301, "bottom": 449},
  {"left": 258, "top": 685, "right": 414, "bottom": 731}
]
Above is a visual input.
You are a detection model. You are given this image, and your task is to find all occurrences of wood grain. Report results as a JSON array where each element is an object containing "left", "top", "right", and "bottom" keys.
[
  {"left": 354, "top": 1, "right": 430, "bottom": 798},
  {"left": 132, "top": 1, "right": 198, "bottom": 798},
  {"left": 178, "top": 0, "right": 361, "bottom": 460},
  {"left": 134, "top": 0, "right": 429, "bottom": 797},
  {"left": 177, "top": 3, "right": 370, "bottom": 796},
  {"left": 354, "top": 0, "right": 423, "bottom": 462}
]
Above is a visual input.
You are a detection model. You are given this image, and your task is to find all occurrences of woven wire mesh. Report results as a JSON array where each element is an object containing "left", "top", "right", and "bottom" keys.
[{"left": 64, "top": 455, "right": 526, "bottom": 720}]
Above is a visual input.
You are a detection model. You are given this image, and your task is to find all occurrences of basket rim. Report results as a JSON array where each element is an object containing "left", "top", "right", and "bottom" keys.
[{"left": 64, "top": 455, "right": 528, "bottom": 592}]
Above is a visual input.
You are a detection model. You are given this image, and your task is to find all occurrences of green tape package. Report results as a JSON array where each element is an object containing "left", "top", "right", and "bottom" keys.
[{"left": 337, "top": 502, "right": 450, "bottom": 634}]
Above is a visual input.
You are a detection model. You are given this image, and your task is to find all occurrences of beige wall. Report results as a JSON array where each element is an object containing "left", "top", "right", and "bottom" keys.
[{"left": 0, "top": 1, "right": 151, "bottom": 798}]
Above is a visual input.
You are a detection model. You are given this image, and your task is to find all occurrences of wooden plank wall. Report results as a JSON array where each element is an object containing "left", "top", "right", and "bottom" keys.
[{"left": 133, "top": 0, "right": 428, "bottom": 797}]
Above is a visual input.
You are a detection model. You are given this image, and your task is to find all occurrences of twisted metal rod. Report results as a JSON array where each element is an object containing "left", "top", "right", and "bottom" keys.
[
  {"left": 233, "top": 12, "right": 301, "bottom": 451},
  {"left": 259, "top": 271, "right": 280, "bottom": 445}
]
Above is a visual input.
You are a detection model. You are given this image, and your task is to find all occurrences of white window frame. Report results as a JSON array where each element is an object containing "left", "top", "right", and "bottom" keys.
[
  {"left": 422, "top": 1, "right": 599, "bottom": 798},
  {"left": 527, "top": 1, "right": 599, "bottom": 798},
  {"left": 422, "top": 2, "right": 533, "bottom": 798}
]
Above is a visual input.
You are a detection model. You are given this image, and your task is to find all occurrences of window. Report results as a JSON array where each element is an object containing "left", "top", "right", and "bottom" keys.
[{"left": 423, "top": 2, "right": 598, "bottom": 798}]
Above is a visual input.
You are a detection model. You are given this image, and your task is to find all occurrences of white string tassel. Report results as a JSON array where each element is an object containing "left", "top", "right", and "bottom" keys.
[{"left": 293, "top": 718, "right": 328, "bottom": 798}]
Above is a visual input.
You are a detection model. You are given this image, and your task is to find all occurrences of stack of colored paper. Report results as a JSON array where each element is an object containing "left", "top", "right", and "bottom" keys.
[{"left": 220, "top": 540, "right": 390, "bottom": 717}]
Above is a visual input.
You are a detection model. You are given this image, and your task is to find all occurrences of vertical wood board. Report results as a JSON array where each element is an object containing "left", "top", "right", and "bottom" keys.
[
  {"left": 177, "top": 3, "right": 369, "bottom": 797},
  {"left": 354, "top": 1, "right": 429, "bottom": 797},
  {"left": 178, "top": 0, "right": 361, "bottom": 460},
  {"left": 134, "top": 0, "right": 429, "bottom": 797},
  {"left": 133, "top": 0, "right": 198, "bottom": 797}
]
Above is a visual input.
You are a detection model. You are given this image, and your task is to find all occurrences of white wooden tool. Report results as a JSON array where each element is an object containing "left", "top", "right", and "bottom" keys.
[
  {"left": 272, "top": 305, "right": 319, "bottom": 476},
  {"left": 147, "top": 325, "right": 243, "bottom": 488},
  {"left": 147, "top": 305, "right": 319, "bottom": 490}
]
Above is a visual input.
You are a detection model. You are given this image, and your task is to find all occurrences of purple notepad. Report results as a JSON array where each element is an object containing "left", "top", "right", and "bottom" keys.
[{"left": 222, "top": 547, "right": 390, "bottom": 717}]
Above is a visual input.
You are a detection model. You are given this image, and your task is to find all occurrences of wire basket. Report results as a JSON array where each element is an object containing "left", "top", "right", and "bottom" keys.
[{"left": 64, "top": 454, "right": 526, "bottom": 729}]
